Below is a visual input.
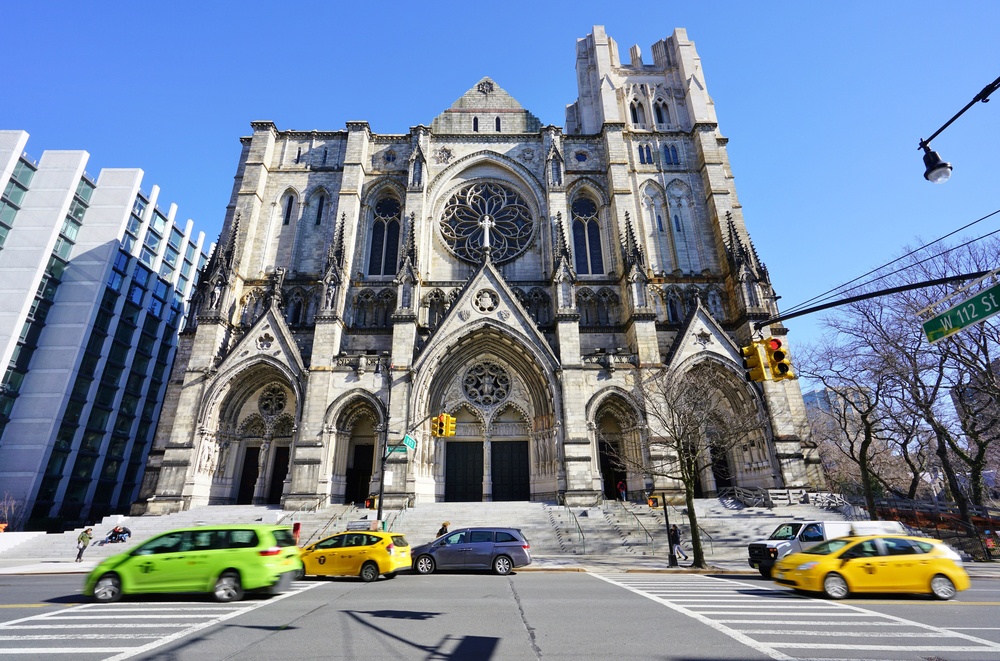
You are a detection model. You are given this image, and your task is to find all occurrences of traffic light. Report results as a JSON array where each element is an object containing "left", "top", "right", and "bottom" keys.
[
  {"left": 741, "top": 341, "right": 769, "bottom": 382},
  {"left": 431, "top": 414, "right": 446, "bottom": 437},
  {"left": 444, "top": 414, "right": 457, "bottom": 437},
  {"left": 764, "top": 337, "right": 794, "bottom": 381}
]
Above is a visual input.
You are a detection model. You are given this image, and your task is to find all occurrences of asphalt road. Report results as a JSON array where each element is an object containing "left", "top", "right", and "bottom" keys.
[{"left": 1, "top": 572, "right": 999, "bottom": 660}]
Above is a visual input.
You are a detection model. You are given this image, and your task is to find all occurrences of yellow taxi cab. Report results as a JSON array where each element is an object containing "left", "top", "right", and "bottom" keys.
[
  {"left": 773, "top": 534, "right": 970, "bottom": 600},
  {"left": 300, "top": 530, "right": 411, "bottom": 581}
]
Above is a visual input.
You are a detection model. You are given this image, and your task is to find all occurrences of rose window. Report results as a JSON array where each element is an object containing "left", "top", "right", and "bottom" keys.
[
  {"left": 440, "top": 181, "right": 533, "bottom": 264},
  {"left": 258, "top": 384, "right": 287, "bottom": 417},
  {"left": 463, "top": 362, "right": 511, "bottom": 406}
]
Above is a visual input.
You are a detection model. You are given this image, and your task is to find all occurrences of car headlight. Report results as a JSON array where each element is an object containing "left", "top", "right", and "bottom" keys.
[{"left": 796, "top": 561, "right": 818, "bottom": 571}]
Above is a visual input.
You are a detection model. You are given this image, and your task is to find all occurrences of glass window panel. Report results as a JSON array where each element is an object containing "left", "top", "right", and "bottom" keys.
[
  {"left": 76, "top": 179, "right": 95, "bottom": 203},
  {"left": 169, "top": 228, "right": 183, "bottom": 249},
  {"left": 68, "top": 199, "right": 87, "bottom": 222},
  {"left": 163, "top": 246, "right": 179, "bottom": 267},
  {"left": 151, "top": 212, "right": 166, "bottom": 234},
  {"left": 127, "top": 283, "right": 144, "bottom": 305},
  {"left": 133, "top": 267, "right": 151, "bottom": 288},
  {"left": 4, "top": 182, "right": 27, "bottom": 206},
  {"left": 139, "top": 248, "right": 156, "bottom": 266},
  {"left": 61, "top": 218, "right": 81, "bottom": 240}
]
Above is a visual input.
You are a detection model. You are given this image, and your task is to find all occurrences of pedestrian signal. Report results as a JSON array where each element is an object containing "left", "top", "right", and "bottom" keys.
[
  {"left": 444, "top": 414, "right": 457, "bottom": 437},
  {"left": 765, "top": 337, "right": 794, "bottom": 381},
  {"left": 741, "top": 342, "right": 769, "bottom": 382}
]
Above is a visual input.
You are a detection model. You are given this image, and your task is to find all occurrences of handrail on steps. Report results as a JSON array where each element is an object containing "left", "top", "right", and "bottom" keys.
[
  {"left": 610, "top": 500, "right": 654, "bottom": 555},
  {"left": 562, "top": 504, "right": 586, "bottom": 555}
]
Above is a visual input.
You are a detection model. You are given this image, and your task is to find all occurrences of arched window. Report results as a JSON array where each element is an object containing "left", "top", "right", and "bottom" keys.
[
  {"left": 495, "top": 117, "right": 501, "bottom": 132},
  {"left": 571, "top": 197, "right": 604, "bottom": 275},
  {"left": 664, "top": 144, "right": 679, "bottom": 165},
  {"left": 527, "top": 288, "right": 551, "bottom": 326},
  {"left": 630, "top": 101, "right": 646, "bottom": 127},
  {"left": 674, "top": 214, "right": 682, "bottom": 232},
  {"left": 411, "top": 159, "right": 422, "bottom": 187},
  {"left": 655, "top": 101, "right": 670, "bottom": 126},
  {"left": 367, "top": 197, "right": 401, "bottom": 276},
  {"left": 578, "top": 288, "right": 598, "bottom": 325},
  {"left": 638, "top": 146, "right": 646, "bottom": 165},
  {"left": 426, "top": 289, "right": 446, "bottom": 328},
  {"left": 644, "top": 145, "right": 653, "bottom": 164},
  {"left": 281, "top": 194, "right": 296, "bottom": 226},
  {"left": 551, "top": 159, "right": 562, "bottom": 185},
  {"left": 315, "top": 195, "right": 326, "bottom": 225},
  {"left": 473, "top": 117, "right": 479, "bottom": 132},
  {"left": 656, "top": 214, "right": 664, "bottom": 232}
]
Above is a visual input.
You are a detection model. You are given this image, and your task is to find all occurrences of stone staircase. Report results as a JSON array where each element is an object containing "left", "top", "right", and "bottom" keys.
[{"left": 0, "top": 497, "right": 849, "bottom": 564}]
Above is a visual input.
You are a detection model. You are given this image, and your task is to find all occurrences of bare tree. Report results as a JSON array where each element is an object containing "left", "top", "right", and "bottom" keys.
[
  {"left": 0, "top": 492, "right": 27, "bottom": 532},
  {"left": 804, "top": 237, "right": 1000, "bottom": 526},
  {"left": 615, "top": 360, "right": 769, "bottom": 568}
]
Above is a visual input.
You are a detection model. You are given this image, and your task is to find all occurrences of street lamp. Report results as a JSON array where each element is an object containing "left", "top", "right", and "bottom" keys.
[{"left": 918, "top": 74, "right": 1000, "bottom": 183}]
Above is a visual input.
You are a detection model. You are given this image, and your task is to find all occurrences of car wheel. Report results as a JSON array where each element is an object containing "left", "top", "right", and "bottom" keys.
[
  {"left": 930, "top": 574, "right": 957, "bottom": 600},
  {"left": 214, "top": 571, "right": 244, "bottom": 603},
  {"left": 758, "top": 566, "right": 772, "bottom": 579},
  {"left": 360, "top": 562, "right": 379, "bottom": 582},
  {"left": 822, "top": 572, "right": 849, "bottom": 600},
  {"left": 93, "top": 573, "right": 122, "bottom": 603},
  {"left": 492, "top": 555, "right": 513, "bottom": 576},
  {"left": 414, "top": 555, "right": 435, "bottom": 575}
]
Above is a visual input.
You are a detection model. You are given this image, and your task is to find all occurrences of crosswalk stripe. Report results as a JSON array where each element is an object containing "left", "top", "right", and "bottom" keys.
[{"left": 591, "top": 573, "right": 1000, "bottom": 659}]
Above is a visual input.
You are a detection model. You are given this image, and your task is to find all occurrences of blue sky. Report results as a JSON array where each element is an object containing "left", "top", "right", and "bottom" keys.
[{"left": 6, "top": 1, "right": 999, "bottom": 348}]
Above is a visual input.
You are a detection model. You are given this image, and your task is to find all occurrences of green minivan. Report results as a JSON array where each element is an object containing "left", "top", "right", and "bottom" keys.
[{"left": 84, "top": 524, "right": 303, "bottom": 603}]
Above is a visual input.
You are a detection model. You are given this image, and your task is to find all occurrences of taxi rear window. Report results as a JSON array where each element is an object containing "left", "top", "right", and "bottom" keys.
[
  {"left": 391, "top": 535, "right": 409, "bottom": 547},
  {"left": 272, "top": 529, "right": 296, "bottom": 547}
]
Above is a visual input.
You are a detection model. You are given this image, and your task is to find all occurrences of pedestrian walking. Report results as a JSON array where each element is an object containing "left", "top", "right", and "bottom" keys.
[
  {"left": 75, "top": 528, "right": 93, "bottom": 562},
  {"left": 617, "top": 480, "right": 627, "bottom": 502},
  {"left": 669, "top": 524, "right": 689, "bottom": 561},
  {"left": 437, "top": 521, "right": 450, "bottom": 537}
]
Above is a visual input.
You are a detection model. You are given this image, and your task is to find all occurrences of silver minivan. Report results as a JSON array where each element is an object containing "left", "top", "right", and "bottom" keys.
[{"left": 411, "top": 527, "right": 532, "bottom": 575}]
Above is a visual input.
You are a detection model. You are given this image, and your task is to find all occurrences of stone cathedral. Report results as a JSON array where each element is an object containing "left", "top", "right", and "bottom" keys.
[{"left": 135, "top": 26, "right": 823, "bottom": 516}]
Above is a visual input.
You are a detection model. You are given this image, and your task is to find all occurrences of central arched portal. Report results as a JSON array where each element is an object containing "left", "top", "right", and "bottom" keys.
[{"left": 419, "top": 328, "right": 558, "bottom": 505}]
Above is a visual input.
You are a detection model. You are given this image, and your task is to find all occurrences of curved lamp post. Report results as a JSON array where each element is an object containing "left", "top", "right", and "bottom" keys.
[{"left": 919, "top": 74, "right": 1000, "bottom": 183}]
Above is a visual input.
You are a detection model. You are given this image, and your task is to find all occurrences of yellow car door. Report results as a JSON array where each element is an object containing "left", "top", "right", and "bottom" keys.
[
  {"left": 879, "top": 537, "right": 923, "bottom": 591},
  {"left": 837, "top": 539, "right": 884, "bottom": 592},
  {"left": 337, "top": 534, "right": 368, "bottom": 575},
  {"left": 302, "top": 533, "right": 347, "bottom": 576}
]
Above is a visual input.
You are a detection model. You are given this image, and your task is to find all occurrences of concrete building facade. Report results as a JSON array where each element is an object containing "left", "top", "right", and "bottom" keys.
[
  {"left": 0, "top": 130, "right": 210, "bottom": 528},
  {"left": 136, "top": 26, "right": 823, "bottom": 516}
]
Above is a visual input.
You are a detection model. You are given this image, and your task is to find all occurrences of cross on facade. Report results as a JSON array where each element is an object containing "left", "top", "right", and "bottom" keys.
[{"left": 479, "top": 214, "right": 494, "bottom": 250}]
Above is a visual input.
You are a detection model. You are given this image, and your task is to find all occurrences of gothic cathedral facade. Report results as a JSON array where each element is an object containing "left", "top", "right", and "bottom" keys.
[{"left": 136, "top": 26, "right": 823, "bottom": 515}]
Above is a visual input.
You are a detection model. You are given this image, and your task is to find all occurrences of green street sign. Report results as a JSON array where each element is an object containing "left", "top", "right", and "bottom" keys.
[
  {"left": 403, "top": 434, "right": 417, "bottom": 450},
  {"left": 922, "top": 282, "right": 1000, "bottom": 343},
  {"left": 387, "top": 445, "right": 407, "bottom": 453}
]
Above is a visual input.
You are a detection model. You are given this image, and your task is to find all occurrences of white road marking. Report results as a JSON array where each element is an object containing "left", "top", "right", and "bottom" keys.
[
  {"left": 593, "top": 573, "right": 1000, "bottom": 659},
  {"left": 0, "top": 582, "right": 320, "bottom": 659}
]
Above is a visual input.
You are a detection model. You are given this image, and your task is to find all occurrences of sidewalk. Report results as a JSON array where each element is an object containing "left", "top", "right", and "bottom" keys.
[{"left": 2, "top": 554, "right": 997, "bottom": 577}]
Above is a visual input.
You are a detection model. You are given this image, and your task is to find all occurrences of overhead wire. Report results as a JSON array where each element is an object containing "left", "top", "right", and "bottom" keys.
[{"left": 777, "top": 207, "right": 1000, "bottom": 316}]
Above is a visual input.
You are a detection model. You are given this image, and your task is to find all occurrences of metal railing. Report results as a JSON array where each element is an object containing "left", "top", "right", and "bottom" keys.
[
  {"left": 277, "top": 494, "right": 329, "bottom": 526},
  {"left": 562, "top": 505, "right": 586, "bottom": 555},
  {"left": 718, "top": 486, "right": 771, "bottom": 508},
  {"left": 609, "top": 500, "right": 654, "bottom": 554}
]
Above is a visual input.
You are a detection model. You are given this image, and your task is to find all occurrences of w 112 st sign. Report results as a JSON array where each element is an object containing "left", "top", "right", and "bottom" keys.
[{"left": 922, "top": 282, "right": 1000, "bottom": 343}]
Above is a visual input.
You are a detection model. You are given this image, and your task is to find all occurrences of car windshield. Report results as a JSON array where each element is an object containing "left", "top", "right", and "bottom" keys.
[
  {"left": 768, "top": 523, "right": 803, "bottom": 540},
  {"left": 802, "top": 539, "right": 852, "bottom": 556}
]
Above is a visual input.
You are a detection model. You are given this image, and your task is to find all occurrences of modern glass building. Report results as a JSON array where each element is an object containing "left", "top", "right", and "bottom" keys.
[{"left": 0, "top": 130, "right": 211, "bottom": 530}]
